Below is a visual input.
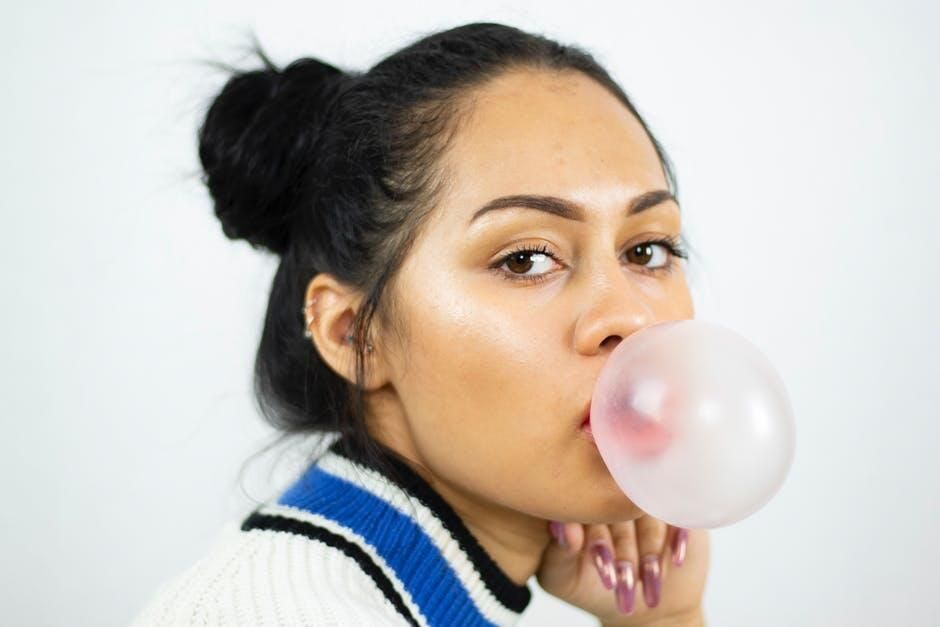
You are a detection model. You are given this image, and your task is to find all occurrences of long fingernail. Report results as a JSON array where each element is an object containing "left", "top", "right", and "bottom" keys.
[
  {"left": 549, "top": 521, "right": 567, "bottom": 548},
  {"left": 590, "top": 542, "right": 615, "bottom": 589},
  {"left": 614, "top": 560, "right": 636, "bottom": 615},
  {"left": 641, "top": 554, "right": 661, "bottom": 608},
  {"left": 672, "top": 528, "right": 688, "bottom": 567}
]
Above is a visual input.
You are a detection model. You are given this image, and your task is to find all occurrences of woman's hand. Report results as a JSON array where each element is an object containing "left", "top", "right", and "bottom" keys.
[{"left": 535, "top": 516, "right": 709, "bottom": 626}]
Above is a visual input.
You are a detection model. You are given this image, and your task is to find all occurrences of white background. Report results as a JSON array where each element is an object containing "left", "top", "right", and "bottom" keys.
[{"left": 3, "top": 1, "right": 938, "bottom": 625}]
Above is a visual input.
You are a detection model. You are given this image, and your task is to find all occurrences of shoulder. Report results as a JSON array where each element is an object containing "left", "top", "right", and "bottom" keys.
[{"left": 131, "top": 518, "right": 412, "bottom": 626}]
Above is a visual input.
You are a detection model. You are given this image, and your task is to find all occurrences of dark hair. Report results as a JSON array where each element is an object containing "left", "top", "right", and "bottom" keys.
[{"left": 198, "top": 22, "right": 679, "bottom": 487}]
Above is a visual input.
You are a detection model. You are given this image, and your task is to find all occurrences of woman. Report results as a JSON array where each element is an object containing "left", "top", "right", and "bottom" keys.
[{"left": 134, "top": 21, "right": 710, "bottom": 626}]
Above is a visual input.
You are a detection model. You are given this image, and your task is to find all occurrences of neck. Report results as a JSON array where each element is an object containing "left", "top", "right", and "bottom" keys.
[
  {"left": 361, "top": 416, "right": 552, "bottom": 587},
  {"left": 422, "top": 470, "right": 551, "bottom": 586},
  {"left": 360, "top": 396, "right": 552, "bottom": 589}
]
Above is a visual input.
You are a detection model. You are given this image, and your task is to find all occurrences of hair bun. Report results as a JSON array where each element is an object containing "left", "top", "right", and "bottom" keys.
[{"left": 198, "top": 53, "right": 347, "bottom": 256}]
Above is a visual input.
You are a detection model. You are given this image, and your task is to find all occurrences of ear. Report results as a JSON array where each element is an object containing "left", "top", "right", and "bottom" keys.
[{"left": 302, "top": 273, "right": 388, "bottom": 390}]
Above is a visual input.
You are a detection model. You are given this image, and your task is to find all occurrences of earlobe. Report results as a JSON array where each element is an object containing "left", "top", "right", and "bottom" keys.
[{"left": 302, "top": 274, "right": 387, "bottom": 390}]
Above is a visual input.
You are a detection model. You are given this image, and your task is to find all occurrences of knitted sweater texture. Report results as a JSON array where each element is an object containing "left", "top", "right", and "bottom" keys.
[{"left": 131, "top": 436, "right": 533, "bottom": 626}]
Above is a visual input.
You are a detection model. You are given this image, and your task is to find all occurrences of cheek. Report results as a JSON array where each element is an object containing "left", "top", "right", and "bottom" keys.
[
  {"left": 390, "top": 267, "right": 578, "bottom": 478},
  {"left": 638, "top": 268, "right": 695, "bottom": 320},
  {"left": 397, "top": 286, "right": 556, "bottom": 442},
  {"left": 392, "top": 284, "right": 636, "bottom": 520}
]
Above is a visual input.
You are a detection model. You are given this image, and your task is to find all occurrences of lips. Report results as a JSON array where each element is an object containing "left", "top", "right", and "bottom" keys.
[{"left": 579, "top": 402, "right": 592, "bottom": 433}]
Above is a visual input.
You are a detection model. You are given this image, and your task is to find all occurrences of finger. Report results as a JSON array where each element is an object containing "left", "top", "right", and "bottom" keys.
[
  {"left": 658, "top": 525, "right": 690, "bottom": 577},
  {"left": 548, "top": 520, "right": 584, "bottom": 555},
  {"left": 669, "top": 525, "right": 690, "bottom": 568},
  {"left": 539, "top": 521, "right": 587, "bottom": 598},
  {"left": 608, "top": 521, "right": 638, "bottom": 615},
  {"left": 583, "top": 523, "right": 616, "bottom": 590},
  {"left": 634, "top": 515, "right": 668, "bottom": 609}
]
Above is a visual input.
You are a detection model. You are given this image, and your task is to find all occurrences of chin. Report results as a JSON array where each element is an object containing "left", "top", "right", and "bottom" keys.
[
  {"left": 564, "top": 487, "right": 644, "bottom": 525},
  {"left": 601, "top": 483, "right": 646, "bottom": 520}
]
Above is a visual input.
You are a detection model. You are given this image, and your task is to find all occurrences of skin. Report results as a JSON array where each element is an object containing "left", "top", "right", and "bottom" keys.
[{"left": 306, "top": 67, "right": 709, "bottom": 623}]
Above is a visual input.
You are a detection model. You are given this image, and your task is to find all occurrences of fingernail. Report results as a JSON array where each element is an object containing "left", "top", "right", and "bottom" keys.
[
  {"left": 590, "top": 542, "right": 615, "bottom": 589},
  {"left": 672, "top": 528, "right": 688, "bottom": 567},
  {"left": 614, "top": 560, "right": 636, "bottom": 615},
  {"left": 549, "top": 521, "right": 567, "bottom": 548},
  {"left": 641, "top": 554, "right": 661, "bottom": 608}
]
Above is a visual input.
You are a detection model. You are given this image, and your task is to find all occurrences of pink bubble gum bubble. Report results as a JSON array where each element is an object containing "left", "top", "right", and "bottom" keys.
[
  {"left": 590, "top": 319, "right": 796, "bottom": 529},
  {"left": 605, "top": 386, "right": 680, "bottom": 459},
  {"left": 617, "top": 410, "right": 673, "bottom": 459}
]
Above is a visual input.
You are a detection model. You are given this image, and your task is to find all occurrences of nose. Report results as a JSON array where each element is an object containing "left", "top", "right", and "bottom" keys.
[{"left": 572, "top": 259, "right": 657, "bottom": 356}]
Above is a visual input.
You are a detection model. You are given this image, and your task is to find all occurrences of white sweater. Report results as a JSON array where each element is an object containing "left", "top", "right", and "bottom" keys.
[{"left": 132, "top": 435, "right": 533, "bottom": 626}]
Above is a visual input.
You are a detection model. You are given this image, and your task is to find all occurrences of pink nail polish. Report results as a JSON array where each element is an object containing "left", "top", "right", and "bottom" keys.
[
  {"left": 614, "top": 560, "right": 636, "bottom": 615},
  {"left": 641, "top": 554, "right": 661, "bottom": 608},
  {"left": 549, "top": 521, "right": 567, "bottom": 548},
  {"left": 590, "top": 542, "right": 615, "bottom": 589},
  {"left": 672, "top": 528, "right": 688, "bottom": 567}
]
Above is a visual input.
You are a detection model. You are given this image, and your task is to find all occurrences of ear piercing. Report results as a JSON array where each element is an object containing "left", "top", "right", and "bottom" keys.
[
  {"left": 345, "top": 333, "right": 375, "bottom": 353},
  {"left": 302, "top": 295, "right": 374, "bottom": 353},
  {"left": 302, "top": 296, "right": 318, "bottom": 339}
]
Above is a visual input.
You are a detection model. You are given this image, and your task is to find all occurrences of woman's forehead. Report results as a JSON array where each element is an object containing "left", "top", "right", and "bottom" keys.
[{"left": 438, "top": 70, "right": 669, "bottom": 226}]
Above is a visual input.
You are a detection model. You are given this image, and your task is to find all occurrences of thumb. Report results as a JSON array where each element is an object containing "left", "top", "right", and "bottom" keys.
[{"left": 537, "top": 521, "right": 585, "bottom": 595}]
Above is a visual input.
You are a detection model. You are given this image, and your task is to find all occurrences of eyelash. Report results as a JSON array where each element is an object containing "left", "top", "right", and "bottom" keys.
[{"left": 490, "top": 235, "right": 690, "bottom": 285}]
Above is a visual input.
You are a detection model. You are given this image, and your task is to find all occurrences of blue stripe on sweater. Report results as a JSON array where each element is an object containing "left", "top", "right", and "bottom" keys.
[{"left": 277, "top": 465, "right": 496, "bottom": 627}]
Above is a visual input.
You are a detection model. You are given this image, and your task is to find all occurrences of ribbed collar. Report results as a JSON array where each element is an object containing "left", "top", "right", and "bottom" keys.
[{"left": 247, "top": 434, "right": 532, "bottom": 626}]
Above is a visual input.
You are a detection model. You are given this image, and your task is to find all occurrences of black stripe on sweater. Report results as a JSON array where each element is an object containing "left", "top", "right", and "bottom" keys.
[{"left": 240, "top": 510, "right": 421, "bottom": 627}]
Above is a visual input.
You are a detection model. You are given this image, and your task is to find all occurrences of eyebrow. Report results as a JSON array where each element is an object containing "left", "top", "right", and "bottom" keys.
[{"left": 469, "top": 189, "right": 678, "bottom": 225}]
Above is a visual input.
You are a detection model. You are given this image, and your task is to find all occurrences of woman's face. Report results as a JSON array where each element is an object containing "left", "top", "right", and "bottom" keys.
[{"left": 371, "top": 68, "right": 694, "bottom": 526}]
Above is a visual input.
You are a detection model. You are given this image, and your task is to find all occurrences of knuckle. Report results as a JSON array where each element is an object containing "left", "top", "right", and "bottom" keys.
[
  {"left": 583, "top": 523, "right": 610, "bottom": 546},
  {"left": 608, "top": 522, "right": 638, "bottom": 559},
  {"left": 635, "top": 516, "right": 669, "bottom": 549}
]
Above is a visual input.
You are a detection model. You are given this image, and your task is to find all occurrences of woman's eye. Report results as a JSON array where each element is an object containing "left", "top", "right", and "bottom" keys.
[
  {"left": 501, "top": 250, "right": 557, "bottom": 279},
  {"left": 493, "top": 238, "right": 684, "bottom": 285},
  {"left": 625, "top": 242, "right": 671, "bottom": 270},
  {"left": 490, "top": 243, "right": 561, "bottom": 284}
]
